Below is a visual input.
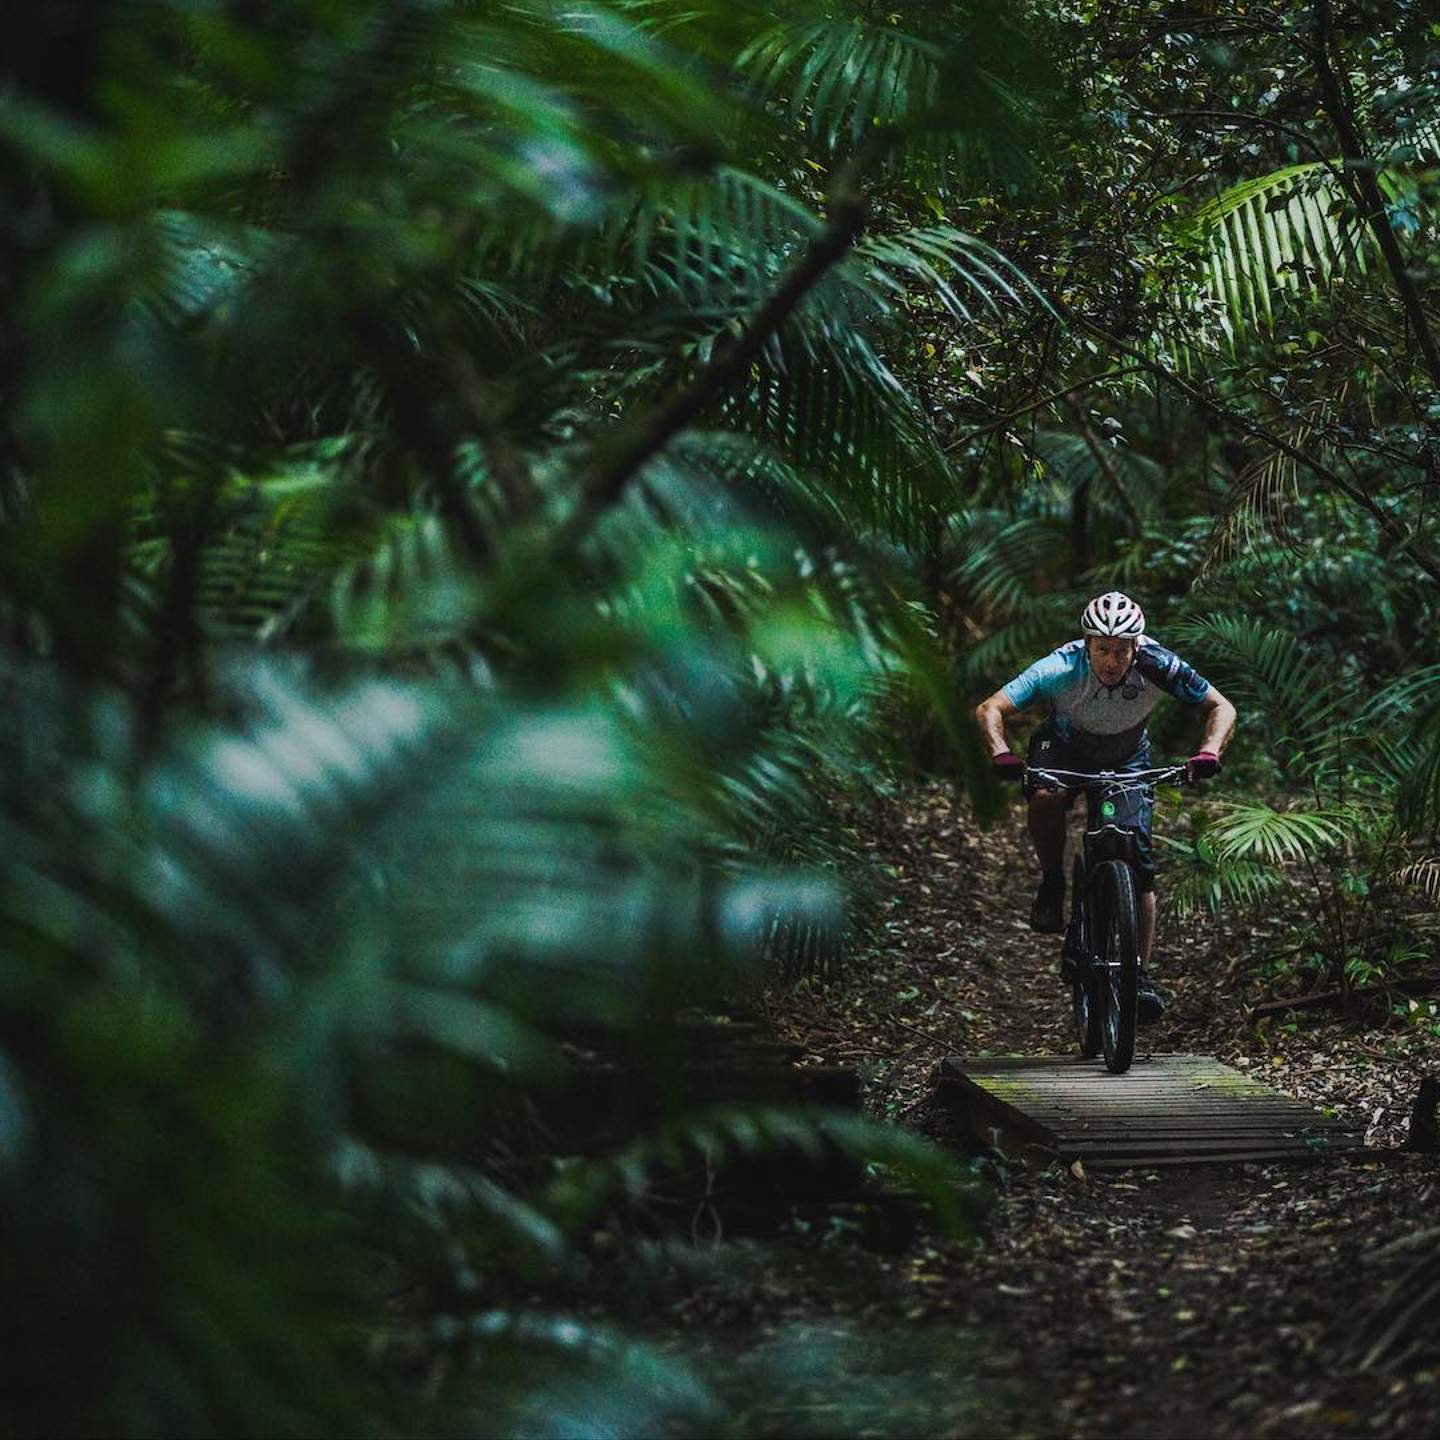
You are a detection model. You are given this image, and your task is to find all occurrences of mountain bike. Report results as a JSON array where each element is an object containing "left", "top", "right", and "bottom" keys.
[{"left": 1027, "top": 762, "right": 1191, "bottom": 1075}]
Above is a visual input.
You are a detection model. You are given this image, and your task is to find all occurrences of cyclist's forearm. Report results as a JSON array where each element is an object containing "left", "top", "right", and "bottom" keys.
[
  {"left": 1198, "top": 692, "right": 1237, "bottom": 755},
  {"left": 975, "top": 693, "right": 1016, "bottom": 756}
]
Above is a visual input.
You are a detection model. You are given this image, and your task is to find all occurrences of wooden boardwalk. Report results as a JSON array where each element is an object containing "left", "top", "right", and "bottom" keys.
[{"left": 939, "top": 1053, "right": 1366, "bottom": 1169}]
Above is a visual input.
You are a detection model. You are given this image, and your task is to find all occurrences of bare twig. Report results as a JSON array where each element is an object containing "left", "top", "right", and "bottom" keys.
[
  {"left": 884, "top": 1011, "right": 956, "bottom": 1050},
  {"left": 945, "top": 366, "right": 1148, "bottom": 452}
]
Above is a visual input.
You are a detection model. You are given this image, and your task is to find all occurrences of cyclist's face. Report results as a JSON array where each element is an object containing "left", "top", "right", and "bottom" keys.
[{"left": 1086, "top": 636, "right": 1136, "bottom": 685}]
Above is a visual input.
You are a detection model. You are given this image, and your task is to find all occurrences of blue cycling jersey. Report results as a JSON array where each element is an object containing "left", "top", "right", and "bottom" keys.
[{"left": 1002, "top": 637, "right": 1211, "bottom": 764}]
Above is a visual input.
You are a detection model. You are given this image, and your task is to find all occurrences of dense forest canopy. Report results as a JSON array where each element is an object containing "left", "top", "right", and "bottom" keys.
[{"left": 2, "top": 1, "right": 1440, "bottom": 1434}]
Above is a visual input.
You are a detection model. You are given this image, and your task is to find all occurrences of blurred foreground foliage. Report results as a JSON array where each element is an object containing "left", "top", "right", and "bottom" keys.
[
  {"left": 0, "top": 0, "right": 1035, "bottom": 1433},
  {"left": 10, "top": 0, "right": 1440, "bottom": 1429}
]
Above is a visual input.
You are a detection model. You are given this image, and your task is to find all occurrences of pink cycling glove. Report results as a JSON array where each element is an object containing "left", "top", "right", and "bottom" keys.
[
  {"left": 1187, "top": 751, "right": 1220, "bottom": 783},
  {"left": 992, "top": 751, "right": 1026, "bottom": 783}
]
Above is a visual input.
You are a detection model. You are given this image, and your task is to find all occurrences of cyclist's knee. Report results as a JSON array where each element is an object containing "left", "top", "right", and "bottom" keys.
[{"left": 1028, "top": 786, "right": 1068, "bottom": 813}]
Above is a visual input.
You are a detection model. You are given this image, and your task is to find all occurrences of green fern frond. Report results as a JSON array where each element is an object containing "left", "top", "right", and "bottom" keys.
[
  {"left": 543, "top": 1102, "right": 975, "bottom": 1236},
  {"left": 1186, "top": 161, "right": 1367, "bottom": 342},
  {"left": 1205, "top": 801, "right": 1359, "bottom": 865},
  {"left": 1154, "top": 832, "right": 1291, "bottom": 918},
  {"left": 739, "top": 18, "right": 944, "bottom": 148},
  {"left": 948, "top": 513, "right": 1072, "bottom": 618}
]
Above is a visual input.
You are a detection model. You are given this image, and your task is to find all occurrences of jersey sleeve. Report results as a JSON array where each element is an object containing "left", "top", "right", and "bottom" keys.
[
  {"left": 1136, "top": 640, "right": 1211, "bottom": 705},
  {"left": 1001, "top": 647, "right": 1076, "bottom": 710}
]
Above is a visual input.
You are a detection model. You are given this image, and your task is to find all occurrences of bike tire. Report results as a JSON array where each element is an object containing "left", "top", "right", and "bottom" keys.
[
  {"left": 1093, "top": 859, "right": 1139, "bottom": 1074},
  {"left": 1068, "top": 856, "right": 1101, "bottom": 1058}
]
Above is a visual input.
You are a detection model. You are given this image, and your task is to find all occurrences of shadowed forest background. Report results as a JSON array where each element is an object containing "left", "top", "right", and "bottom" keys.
[{"left": 4, "top": 1, "right": 1440, "bottom": 1435}]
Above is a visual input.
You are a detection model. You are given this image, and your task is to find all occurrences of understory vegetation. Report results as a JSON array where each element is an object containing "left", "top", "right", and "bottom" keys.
[{"left": 3, "top": 1, "right": 1440, "bottom": 1435}]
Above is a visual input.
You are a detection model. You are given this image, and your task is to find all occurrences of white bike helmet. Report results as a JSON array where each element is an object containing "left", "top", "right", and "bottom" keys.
[{"left": 1080, "top": 590, "right": 1145, "bottom": 639}]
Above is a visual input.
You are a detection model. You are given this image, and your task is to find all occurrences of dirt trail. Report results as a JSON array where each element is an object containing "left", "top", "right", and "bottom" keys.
[{"left": 766, "top": 782, "right": 1440, "bottom": 1438}]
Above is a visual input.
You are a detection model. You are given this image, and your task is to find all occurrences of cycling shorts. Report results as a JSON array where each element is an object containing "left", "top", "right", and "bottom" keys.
[{"left": 1022, "top": 723, "right": 1156, "bottom": 893}]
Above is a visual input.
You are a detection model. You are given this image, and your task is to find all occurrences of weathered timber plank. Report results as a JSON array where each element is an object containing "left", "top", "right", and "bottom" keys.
[
  {"left": 941, "top": 1052, "right": 1367, "bottom": 1169},
  {"left": 1060, "top": 1123, "right": 1359, "bottom": 1136},
  {"left": 1082, "top": 1150, "right": 1350, "bottom": 1169},
  {"left": 962, "top": 1058, "right": 1243, "bottom": 1070},
  {"left": 1068, "top": 1133, "right": 1360, "bottom": 1152},
  {"left": 1021, "top": 1110, "right": 1349, "bottom": 1124}
]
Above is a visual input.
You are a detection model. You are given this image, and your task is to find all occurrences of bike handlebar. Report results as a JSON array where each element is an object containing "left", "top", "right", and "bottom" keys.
[{"left": 1025, "top": 762, "right": 1193, "bottom": 791}]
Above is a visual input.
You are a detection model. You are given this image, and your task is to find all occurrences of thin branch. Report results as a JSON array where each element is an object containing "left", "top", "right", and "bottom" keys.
[
  {"left": 1162, "top": 109, "right": 1335, "bottom": 166},
  {"left": 945, "top": 366, "right": 1147, "bottom": 452},
  {"left": 884, "top": 1011, "right": 954, "bottom": 1050}
]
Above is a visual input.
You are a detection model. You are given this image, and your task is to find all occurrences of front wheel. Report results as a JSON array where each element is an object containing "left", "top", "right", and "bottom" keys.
[{"left": 1092, "top": 859, "right": 1139, "bottom": 1074}]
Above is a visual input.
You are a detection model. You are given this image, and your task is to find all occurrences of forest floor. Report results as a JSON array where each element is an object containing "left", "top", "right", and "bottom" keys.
[{"left": 663, "top": 781, "right": 1440, "bottom": 1438}]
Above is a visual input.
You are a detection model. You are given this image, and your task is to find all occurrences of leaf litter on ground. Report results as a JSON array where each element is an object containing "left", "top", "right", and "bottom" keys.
[{"left": 753, "top": 780, "right": 1440, "bottom": 1438}]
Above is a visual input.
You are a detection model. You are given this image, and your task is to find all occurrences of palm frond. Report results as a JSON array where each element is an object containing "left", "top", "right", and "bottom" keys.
[
  {"left": 739, "top": 18, "right": 945, "bottom": 149},
  {"left": 1362, "top": 668, "right": 1440, "bottom": 833},
  {"left": 956, "top": 592, "right": 1081, "bottom": 694},
  {"left": 603, "top": 165, "right": 820, "bottom": 316},
  {"left": 948, "top": 512, "right": 1073, "bottom": 618},
  {"left": 1186, "top": 161, "right": 1368, "bottom": 344},
  {"left": 544, "top": 1103, "right": 976, "bottom": 1237},
  {"left": 1179, "top": 120, "right": 1440, "bottom": 348},
  {"left": 1205, "top": 801, "right": 1359, "bottom": 866},
  {"left": 727, "top": 346, "right": 948, "bottom": 547},
  {"left": 1203, "top": 395, "right": 1338, "bottom": 570},
  {"left": 736, "top": 6, "right": 1041, "bottom": 187},
  {"left": 1154, "top": 831, "right": 1291, "bottom": 918},
  {"left": 1205, "top": 446, "right": 1304, "bottom": 569},
  {"left": 851, "top": 225, "right": 1034, "bottom": 326},
  {"left": 141, "top": 209, "right": 281, "bottom": 330},
  {"left": 1028, "top": 428, "right": 1162, "bottom": 527},
  {"left": 447, "top": 1314, "right": 717, "bottom": 1438},
  {"left": 1366, "top": 663, "right": 1440, "bottom": 721},
  {"left": 1393, "top": 725, "right": 1440, "bottom": 837}
]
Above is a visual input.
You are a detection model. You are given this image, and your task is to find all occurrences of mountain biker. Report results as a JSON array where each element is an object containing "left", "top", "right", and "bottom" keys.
[{"left": 974, "top": 591, "right": 1236, "bottom": 1021}]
